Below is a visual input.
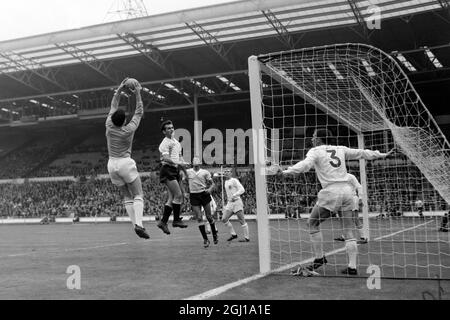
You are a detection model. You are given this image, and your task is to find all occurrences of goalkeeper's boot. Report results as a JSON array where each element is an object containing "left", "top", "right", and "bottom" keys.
[
  {"left": 238, "top": 238, "right": 250, "bottom": 243},
  {"left": 173, "top": 219, "right": 188, "bottom": 228},
  {"left": 203, "top": 239, "right": 210, "bottom": 248},
  {"left": 334, "top": 235, "right": 346, "bottom": 242},
  {"left": 227, "top": 234, "right": 238, "bottom": 242},
  {"left": 157, "top": 221, "right": 171, "bottom": 235},
  {"left": 134, "top": 225, "right": 150, "bottom": 239},
  {"left": 307, "top": 256, "right": 327, "bottom": 271},
  {"left": 341, "top": 267, "right": 358, "bottom": 276}
]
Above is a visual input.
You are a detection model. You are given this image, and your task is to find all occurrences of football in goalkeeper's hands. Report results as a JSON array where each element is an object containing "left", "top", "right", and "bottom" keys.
[{"left": 124, "top": 78, "right": 140, "bottom": 90}]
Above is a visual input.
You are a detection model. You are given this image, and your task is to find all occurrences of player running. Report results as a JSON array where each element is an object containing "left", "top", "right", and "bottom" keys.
[
  {"left": 185, "top": 157, "right": 218, "bottom": 248},
  {"left": 157, "top": 120, "right": 188, "bottom": 235},
  {"left": 106, "top": 78, "right": 149, "bottom": 239},
  {"left": 334, "top": 173, "right": 368, "bottom": 244},
  {"left": 281, "top": 128, "right": 394, "bottom": 275},
  {"left": 221, "top": 168, "right": 250, "bottom": 242}
]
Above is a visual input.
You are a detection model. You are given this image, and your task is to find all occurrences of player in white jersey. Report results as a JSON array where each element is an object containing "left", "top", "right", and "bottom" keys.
[
  {"left": 415, "top": 199, "right": 424, "bottom": 218},
  {"left": 105, "top": 78, "right": 149, "bottom": 239},
  {"left": 282, "top": 128, "right": 394, "bottom": 275},
  {"left": 157, "top": 120, "right": 188, "bottom": 235},
  {"left": 221, "top": 168, "right": 250, "bottom": 242},
  {"left": 334, "top": 173, "right": 368, "bottom": 244},
  {"left": 185, "top": 157, "right": 218, "bottom": 247}
]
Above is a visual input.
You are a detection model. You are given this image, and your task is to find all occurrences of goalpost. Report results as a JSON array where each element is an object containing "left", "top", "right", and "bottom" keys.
[{"left": 249, "top": 43, "right": 450, "bottom": 279}]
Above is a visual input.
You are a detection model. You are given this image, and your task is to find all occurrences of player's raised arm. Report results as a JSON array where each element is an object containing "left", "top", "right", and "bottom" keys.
[
  {"left": 109, "top": 78, "right": 129, "bottom": 114},
  {"left": 282, "top": 150, "right": 316, "bottom": 175},
  {"left": 344, "top": 146, "right": 392, "bottom": 161},
  {"left": 106, "top": 78, "right": 129, "bottom": 126},
  {"left": 123, "top": 80, "right": 144, "bottom": 133}
]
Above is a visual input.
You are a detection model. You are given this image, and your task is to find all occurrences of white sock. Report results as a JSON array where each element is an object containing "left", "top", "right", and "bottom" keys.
[
  {"left": 124, "top": 200, "right": 136, "bottom": 226},
  {"left": 242, "top": 223, "right": 249, "bottom": 239},
  {"left": 225, "top": 221, "right": 236, "bottom": 235},
  {"left": 310, "top": 232, "right": 324, "bottom": 259},
  {"left": 133, "top": 196, "right": 144, "bottom": 227},
  {"left": 357, "top": 226, "right": 365, "bottom": 239},
  {"left": 346, "top": 239, "right": 358, "bottom": 269}
]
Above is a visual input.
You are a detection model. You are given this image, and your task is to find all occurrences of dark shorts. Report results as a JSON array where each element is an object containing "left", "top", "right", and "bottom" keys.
[
  {"left": 190, "top": 191, "right": 212, "bottom": 207},
  {"left": 160, "top": 164, "right": 180, "bottom": 184}
]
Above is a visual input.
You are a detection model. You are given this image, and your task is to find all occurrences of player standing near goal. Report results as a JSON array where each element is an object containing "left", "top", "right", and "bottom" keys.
[
  {"left": 157, "top": 120, "right": 188, "bottom": 235},
  {"left": 439, "top": 210, "right": 449, "bottom": 232},
  {"left": 185, "top": 157, "right": 218, "bottom": 247},
  {"left": 106, "top": 78, "right": 149, "bottom": 239},
  {"left": 222, "top": 168, "right": 250, "bottom": 242},
  {"left": 334, "top": 173, "right": 368, "bottom": 244},
  {"left": 282, "top": 128, "right": 394, "bottom": 275},
  {"left": 415, "top": 199, "right": 425, "bottom": 219}
]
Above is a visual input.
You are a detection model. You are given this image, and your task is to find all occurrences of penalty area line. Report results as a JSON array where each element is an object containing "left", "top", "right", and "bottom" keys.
[{"left": 184, "top": 220, "right": 434, "bottom": 300}]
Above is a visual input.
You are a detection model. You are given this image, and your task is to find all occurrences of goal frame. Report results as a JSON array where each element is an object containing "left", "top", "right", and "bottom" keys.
[{"left": 248, "top": 43, "right": 450, "bottom": 274}]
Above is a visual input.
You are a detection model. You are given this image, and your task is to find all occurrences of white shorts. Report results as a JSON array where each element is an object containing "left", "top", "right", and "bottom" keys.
[
  {"left": 224, "top": 198, "right": 244, "bottom": 213},
  {"left": 316, "top": 183, "right": 354, "bottom": 213},
  {"left": 352, "top": 195, "right": 360, "bottom": 211},
  {"left": 107, "top": 157, "right": 139, "bottom": 187}
]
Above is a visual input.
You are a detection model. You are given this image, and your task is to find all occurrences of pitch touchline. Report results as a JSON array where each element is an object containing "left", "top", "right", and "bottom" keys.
[{"left": 184, "top": 220, "right": 435, "bottom": 300}]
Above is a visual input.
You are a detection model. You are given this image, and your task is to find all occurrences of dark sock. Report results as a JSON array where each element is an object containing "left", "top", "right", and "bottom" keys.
[
  {"left": 172, "top": 203, "right": 181, "bottom": 221},
  {"left": 199, "top": 225, "right": 208, "bottom": 240},
  {"left": 209, "top": 222, "right": 217, "bottom": 236},
  {"left": 162, "top": 205, "right": 172, "bottom": 224}
]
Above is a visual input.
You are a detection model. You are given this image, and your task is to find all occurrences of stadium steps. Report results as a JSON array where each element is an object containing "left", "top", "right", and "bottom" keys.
[
  {"left": 25, "top": 132, "right": 93, "bottom": 178},
  {"left": 0, "top": 138, "right": 37, "bottom": 163}
]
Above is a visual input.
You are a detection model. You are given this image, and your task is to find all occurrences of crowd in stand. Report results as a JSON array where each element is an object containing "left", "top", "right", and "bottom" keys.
[
  {"left": 0, "top": 144, "right": 59, "bottom": 179},
  {"left": 0, "top": 163, "right": 447, "bottom": 219},
  {"left": 0, "top": 129, "right": 447, "bottom": 219}
]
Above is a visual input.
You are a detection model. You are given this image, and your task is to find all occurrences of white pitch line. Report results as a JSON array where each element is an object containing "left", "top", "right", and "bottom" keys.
[
  {"left": 0, "top": 234, "right": 216, "bottom": 259},
  {"left": 184, "top": 220, "right": 435, "bottom": 300}
]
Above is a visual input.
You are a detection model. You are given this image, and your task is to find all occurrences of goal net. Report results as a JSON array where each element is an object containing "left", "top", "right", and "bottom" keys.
[{"left": 248, "top": 43, "right": 450, "bottom": 279}]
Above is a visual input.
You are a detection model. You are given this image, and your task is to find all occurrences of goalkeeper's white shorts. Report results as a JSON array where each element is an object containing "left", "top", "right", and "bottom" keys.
[
  {"left": 316, "top": 183, "right": 354, "bottom": 213},
  {"left": 224, "top": 198, "right": 244, "bottom": 213},
  {"left": 107, "top": 157, "right": 139, "bottom": 187}
]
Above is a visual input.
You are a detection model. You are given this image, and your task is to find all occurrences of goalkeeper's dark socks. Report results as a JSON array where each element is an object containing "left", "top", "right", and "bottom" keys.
[
  {"left": 161, "top": 205, "right": 172, "bottom": 224},
  {"left": 172, "top": 203, "right": 181, "bottom": 221},
  {"left": 199, "top": 225, "right": 208, "bottom": 240}
]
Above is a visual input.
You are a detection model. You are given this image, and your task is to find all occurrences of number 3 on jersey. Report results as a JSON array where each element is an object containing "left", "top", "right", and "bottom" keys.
[{"left": 327, "top": 149, "right": 342, "bottom": 168}]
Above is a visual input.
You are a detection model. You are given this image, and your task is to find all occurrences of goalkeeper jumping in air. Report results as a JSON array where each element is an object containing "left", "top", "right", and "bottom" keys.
[
  {"left": 281, "top": 128, "right": 395, "bottom": 275},
  {"left": 106, "top": 78, "right": 149, "bottom": 240}
]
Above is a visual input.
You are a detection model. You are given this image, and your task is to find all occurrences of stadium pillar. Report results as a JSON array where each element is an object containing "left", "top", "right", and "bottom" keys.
[
  {"left": 358, "top": 134, "right": 371, "bottom": 240},
  {"left": 194, "top": 93, "right": 202, "bottom": 161},
  {"left": 248, "top": 56, "right": 271, "bottom": 274}
]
